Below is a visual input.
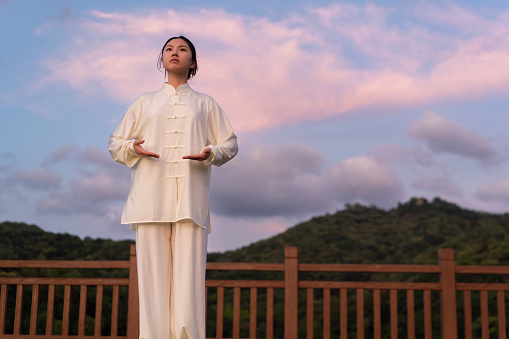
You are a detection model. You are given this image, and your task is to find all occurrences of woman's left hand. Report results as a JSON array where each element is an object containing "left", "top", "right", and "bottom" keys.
[{"left": 183, "top": 147, "right": 211, "bottom": 161}]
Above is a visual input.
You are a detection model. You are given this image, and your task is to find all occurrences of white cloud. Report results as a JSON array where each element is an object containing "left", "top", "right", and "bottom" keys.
[
  {"left": 326, "top": 156, "right": 406, "bottom": 208},
  {"left": 408, "top": 111, "right": 499, "bottom": 164}
]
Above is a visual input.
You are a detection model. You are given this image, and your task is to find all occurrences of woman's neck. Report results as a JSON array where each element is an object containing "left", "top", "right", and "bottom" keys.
[{"left": 167, "top": 75, "right": 188, "bottom": 90}]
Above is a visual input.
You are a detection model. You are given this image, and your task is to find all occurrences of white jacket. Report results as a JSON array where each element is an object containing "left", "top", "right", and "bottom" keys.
[{"left": 108, "top": 83, "right": 238, "bottom": 232}]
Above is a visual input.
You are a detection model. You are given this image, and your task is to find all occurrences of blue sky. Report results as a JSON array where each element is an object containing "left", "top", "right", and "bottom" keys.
[{"left": 1, "top": 0, "right": 509, "bottom": 252}]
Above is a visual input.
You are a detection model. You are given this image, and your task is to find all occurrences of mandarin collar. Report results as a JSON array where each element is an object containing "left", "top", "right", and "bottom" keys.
[{"left": 161, "top": 82, "right": 192, "bottom": 94}]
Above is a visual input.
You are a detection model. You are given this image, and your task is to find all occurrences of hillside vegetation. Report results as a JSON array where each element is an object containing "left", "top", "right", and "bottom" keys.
[
  {"left": 208, "top": 197, "right": 509, "bottom": 267},
  {"left": 1, "top": 197, "right": 508, "bottom": 266},
  {"left": 0, "top": 222, "right": 132, "bottom": 261}
]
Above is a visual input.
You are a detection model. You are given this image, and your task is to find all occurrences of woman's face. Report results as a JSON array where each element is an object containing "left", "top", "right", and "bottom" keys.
[{"left": 162, "top": 38, "right": 196, "bottom": 78}]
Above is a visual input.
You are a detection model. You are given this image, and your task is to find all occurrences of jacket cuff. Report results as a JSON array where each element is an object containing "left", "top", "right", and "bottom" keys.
[
  {"left": 127, "top": 140, "right": 139, "bottom": 156},
  {"left": 203, "top": 145, "right": 218, "bottom": 165}
]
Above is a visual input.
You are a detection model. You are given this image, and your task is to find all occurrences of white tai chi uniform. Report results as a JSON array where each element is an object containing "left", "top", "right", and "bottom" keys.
[
  {"left": 135, "top": 221, "right": 208, "bottom": 339},
  {"left": 109, "top": 82, "right": 238, "bottom": 339}
]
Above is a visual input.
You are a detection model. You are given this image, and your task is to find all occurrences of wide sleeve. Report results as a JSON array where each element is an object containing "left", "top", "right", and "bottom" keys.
[
  {"left": 203, "top": 100, "right": 238, "bottom": 167},
  {"left": 108, "top": 99, "right": 143, "bottom": 168}
]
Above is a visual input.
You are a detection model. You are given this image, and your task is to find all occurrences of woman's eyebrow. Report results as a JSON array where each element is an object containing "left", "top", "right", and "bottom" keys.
[{"left": 165, "top": 44, "right": 188, "bottom": 49}]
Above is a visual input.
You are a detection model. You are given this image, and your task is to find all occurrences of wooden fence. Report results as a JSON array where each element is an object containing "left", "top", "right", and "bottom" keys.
[{"left": 0, "top": 245, "right": 508, "bottom": 338}]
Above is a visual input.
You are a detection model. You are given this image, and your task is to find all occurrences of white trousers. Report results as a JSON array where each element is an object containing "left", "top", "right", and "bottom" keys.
[{"left": 135, "top": 221, "right": 208, "bottom": 339}]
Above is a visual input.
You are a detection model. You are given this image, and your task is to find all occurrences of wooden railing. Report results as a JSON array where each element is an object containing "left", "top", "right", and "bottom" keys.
[
  {"left": 0, "top": 245, "right": 139, "bottom": 338},
  {"left": 0, "top": 245, "right": 508, "bottom": 338}
]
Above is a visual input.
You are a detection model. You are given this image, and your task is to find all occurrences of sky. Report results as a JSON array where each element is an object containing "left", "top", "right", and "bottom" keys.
[{"left": 1, "top": 0, "right": 509, "bottom": 252}]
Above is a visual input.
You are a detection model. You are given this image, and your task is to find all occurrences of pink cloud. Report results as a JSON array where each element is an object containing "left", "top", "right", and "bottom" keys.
[{"left": 38, "top": 4, "right": 509, "bottom": 133}]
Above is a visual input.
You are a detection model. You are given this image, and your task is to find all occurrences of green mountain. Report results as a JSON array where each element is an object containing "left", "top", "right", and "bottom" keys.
[
  {"left": 208, "top": 197, "right": 509, "bottom": 267},
  {"left": 0, "top": 221, "right": 133, "bottom": 261},
  {"left": 1, "top": 197, "right": 508, "bottom": 266}
]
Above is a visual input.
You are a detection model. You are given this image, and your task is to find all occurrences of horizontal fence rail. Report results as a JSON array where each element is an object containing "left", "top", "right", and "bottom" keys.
[{"left": 0, "top": 245, "right": 508, "bottom": 338}]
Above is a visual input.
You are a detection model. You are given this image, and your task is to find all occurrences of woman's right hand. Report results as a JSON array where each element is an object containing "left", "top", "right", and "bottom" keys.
[{"left": 133, "top": 140, "right": 160, "bottom": 158}]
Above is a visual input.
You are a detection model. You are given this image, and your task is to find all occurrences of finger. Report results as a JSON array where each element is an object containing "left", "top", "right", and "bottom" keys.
[
  {"left": 143, "top": 151, "right": 160, "bottom": 158},
  {"left": 182, "top": 155, "right": 206, "bottom": 161},
  {"left": 135, "top": 146, "right": 160, "bottom": 158},
  {"left": 133, "top": 139, "right": 145, "bottom": 145}
]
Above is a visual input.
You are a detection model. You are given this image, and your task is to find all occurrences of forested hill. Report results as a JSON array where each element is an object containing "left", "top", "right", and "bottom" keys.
[
  {"left": 0, "top": 222, "right": 133, "bottom": 261},
  {"left": 1, "top": 197, "right": 508, "bottom": 266},
  {"left": 207, "top": 197, "right": 509, "bottom": 266}
]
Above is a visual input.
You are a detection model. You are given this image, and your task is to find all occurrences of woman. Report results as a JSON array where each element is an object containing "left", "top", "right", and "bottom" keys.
[{"left": 109, "top": 36, "right": 238, "bottom": 339}]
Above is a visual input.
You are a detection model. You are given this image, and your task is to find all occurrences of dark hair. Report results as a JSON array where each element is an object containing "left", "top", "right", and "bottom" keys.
[{"left": 157, "top": 36, "right": 198, "bottom": 79}]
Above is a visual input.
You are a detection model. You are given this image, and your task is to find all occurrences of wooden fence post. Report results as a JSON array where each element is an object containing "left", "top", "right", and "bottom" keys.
[
  {"left": 284, "top": 247, "right": 299, "bottom": 339},
  {"left": 127, "top": 244, "right": 139, "bottom": 339},
  {"left": 439, "top": 248, "right": 457, "bottom": 339}
]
